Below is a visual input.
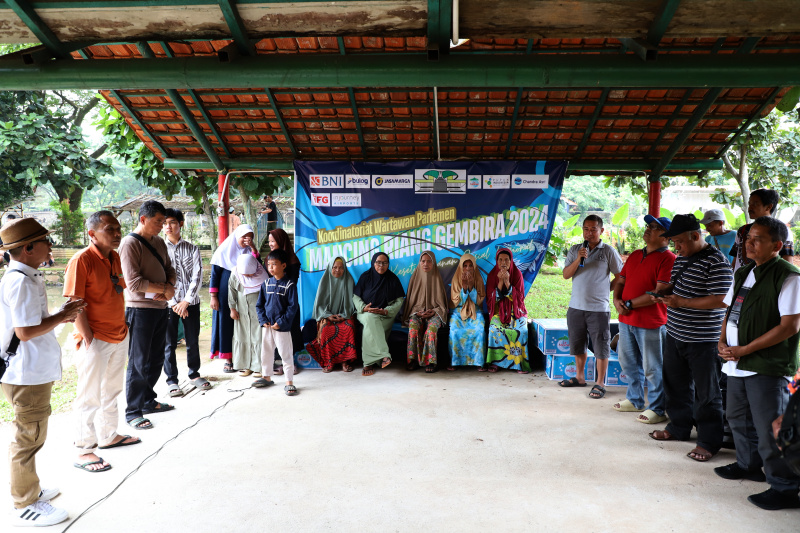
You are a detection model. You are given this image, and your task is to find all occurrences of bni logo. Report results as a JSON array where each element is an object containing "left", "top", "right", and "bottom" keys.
[
  {"left": 310, "top": 175, "right": 344, "bottom": 188},
  {"left": 310, "top": 193, "right": 330, "bottom": 206}
]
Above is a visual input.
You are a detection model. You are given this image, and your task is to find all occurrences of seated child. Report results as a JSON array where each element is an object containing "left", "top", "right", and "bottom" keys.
[
  {"left": 254, "top": 249, "right": 299, "bottom": 395},
  {"left": 229, "top": 254, "right": 268, "bottom": 376}
]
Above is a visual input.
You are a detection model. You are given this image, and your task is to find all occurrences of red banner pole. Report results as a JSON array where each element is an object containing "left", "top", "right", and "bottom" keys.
[
  {"left": 218, "top": 171, "right": 230, "bottom": 244},
  {"left": 648, "top": 180, "right": 662, "bottom": 217}
]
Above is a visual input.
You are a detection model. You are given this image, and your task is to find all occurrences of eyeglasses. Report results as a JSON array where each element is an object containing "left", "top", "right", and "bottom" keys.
[
  {"left": 110, "top": 274, "right": 123, "bottom": 294},
  {"left": 646, "top": 224, "right": 662, "bottom": 230},
  {"left": 31, "top": 237, "right": 54, "bottom": 245},
  {"left": 374, "top": 261, "right": 389, "bottom": 266}
]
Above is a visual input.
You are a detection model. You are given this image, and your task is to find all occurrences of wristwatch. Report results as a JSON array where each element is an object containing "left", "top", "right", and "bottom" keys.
[{"left": 624, "top": 299, "right": 633, "bottom": 310}]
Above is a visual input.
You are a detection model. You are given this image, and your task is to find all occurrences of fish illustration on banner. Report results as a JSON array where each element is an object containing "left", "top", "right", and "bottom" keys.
[{"left": 293, "top": 160, "right": 567, "bottom": 325}]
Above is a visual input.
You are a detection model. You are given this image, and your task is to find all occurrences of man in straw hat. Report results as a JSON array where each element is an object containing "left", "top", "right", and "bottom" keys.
[{"left": 0, "top": 218, "right": 86, "bottom": 526}]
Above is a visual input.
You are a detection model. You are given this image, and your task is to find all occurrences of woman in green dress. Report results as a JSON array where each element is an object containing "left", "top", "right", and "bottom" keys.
[{"left": 353, "top": 252, "right": 405, "bottom": 376}]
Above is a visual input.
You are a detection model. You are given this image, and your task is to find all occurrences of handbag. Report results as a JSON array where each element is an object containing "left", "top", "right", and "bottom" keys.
[{"left": 0, "top": 269, "right": 27, "bottom": 380}]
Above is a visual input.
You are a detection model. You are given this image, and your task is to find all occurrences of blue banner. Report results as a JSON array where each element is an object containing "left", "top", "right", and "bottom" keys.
[{"left": 293, "top": 160, "right": 567, "bottom": 323}]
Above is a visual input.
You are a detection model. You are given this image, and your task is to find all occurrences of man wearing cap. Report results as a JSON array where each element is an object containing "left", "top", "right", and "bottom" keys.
[
  {"left": 0, "top": 218, "right": 86, "bottom": 526},
  {"left": 119, "top": 200, "right": 177, "bottom": 431},
  {"left": 612, "top": 215, "right": 676, "bottom": 424},
  {"left": 716, "top": 216, "right": 800, "bottom": 510},
  {"left": 701, "top": 208, "right": 736, "bottom": 265},
  {"left": 649, "top": 214, "right": 733, "bottom": 462},
  {"left": 64, "top": 211, "right": 139, "bottom": 474}
]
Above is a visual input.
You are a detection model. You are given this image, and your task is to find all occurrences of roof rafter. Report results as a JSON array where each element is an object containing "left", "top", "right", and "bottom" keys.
[
  {"left": 217, "top": 0, "right": 255, "bottom": 56},
  {"left": 264, "top": 87, "right": 297, "bottom": 158},
  {"left": 4, "top": 0, "right": 71, "bottom": 58}
]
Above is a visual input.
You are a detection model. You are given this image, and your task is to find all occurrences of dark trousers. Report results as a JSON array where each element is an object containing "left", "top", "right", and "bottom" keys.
[
  {"left": 164, "top": 303, "right": 202, "bottom": 384},
  {"left": 728, "top": 374, "right": 800, "bottom": 493},
  {"left": 125, "top": 307, "right": 169, "bottom": 422},
  {"left": 663, "top": 334, "right": 724, "bottom": 453}
]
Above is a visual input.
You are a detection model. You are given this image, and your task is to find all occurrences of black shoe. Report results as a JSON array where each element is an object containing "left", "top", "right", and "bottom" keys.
[
  {"left": 714, "top": 462, "right": 766, "bottom": 482},
  {"left": 747, "top": 488, "right": 800, "bottom": 510}
]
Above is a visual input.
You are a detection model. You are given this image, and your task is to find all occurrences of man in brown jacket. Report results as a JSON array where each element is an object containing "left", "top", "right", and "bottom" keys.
[{"left": 119, "top": 200, "right": 177, "bottom": 430}]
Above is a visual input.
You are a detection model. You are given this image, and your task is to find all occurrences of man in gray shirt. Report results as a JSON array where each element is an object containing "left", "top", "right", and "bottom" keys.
[{"left": 560, "top": 215, "right": 624, "bottom": 399}]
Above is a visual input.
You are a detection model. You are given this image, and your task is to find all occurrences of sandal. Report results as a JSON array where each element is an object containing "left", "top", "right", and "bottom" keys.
[
  {"left": 381, "top": 357, "right": 392, "bottom": 369},
  {"left": 425, "top": 364, "right": 437, "bottom": 373},
  {"left": 362, "top": 365, "right": 375, "bottom": 376},
  {"left": 589, "top": 384, "right": 606, "bottom": 399},
  {"left": 285, "top": 384, "right": 298, "bottom": 396},
  {"left": 342, "top": 362, "right": 354, "bottom": 372},
  {"left": 322, "top": 365, "right": 333, "bottom": 373},
  {"left": 168, "top": 383, "right": 183, "bottom": 397},
  {"left": 253, "top": 378, "right": 274, "bottom": 388},
  {"left": 223, "top": 362, "right": 235, "bottom": 373},
  {"left": 687, "top": 446, "right": 716, "bottom": 462},
  {"left": 649, "top": 429, "right": 679, "bottom": 441},
  {"left": 127, "top": 417, "right": 153, "bottom": 430},
  {"left": 191, "top": 377, "right": 212, "bottom": 390},
  {"left": 239, "top": 369, "right": 253, "bottom": 377},
  {"left": 487, "top": 364, "right": 499, "bottom": 373},
  {"left": 74, "top": 457, "right": 111, "bottom": 473},
  {"left": 558, "top": 377, "right": 587, "bottom": 388},
  {"left": 142, "top": 401, "right": 174, "bottom": 415}
]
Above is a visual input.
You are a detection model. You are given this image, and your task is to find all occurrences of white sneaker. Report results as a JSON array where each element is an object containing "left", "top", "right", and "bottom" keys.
[
  {"left": 10, "top": 500, "right": 68, "bottom": 527},
  {"left": 37, "top": 488, "right": 59, "bottom": 501}
]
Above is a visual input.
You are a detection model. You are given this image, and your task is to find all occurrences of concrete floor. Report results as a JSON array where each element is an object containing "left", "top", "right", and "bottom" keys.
[{"left": 2, "top": 361, "right": 798, "bottom": 532}]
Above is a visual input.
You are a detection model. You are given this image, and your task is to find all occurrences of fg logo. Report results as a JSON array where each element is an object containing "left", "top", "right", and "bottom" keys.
[{"left": 311, "top": 193, "right": 330, "bottom": 206}]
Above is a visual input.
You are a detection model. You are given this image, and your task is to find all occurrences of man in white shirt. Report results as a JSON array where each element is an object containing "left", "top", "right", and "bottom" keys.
[
  {"left": 717, "top": 216, "right": 800, "bottom": 510},
  {"left": 0, "top": 218, "right": 85, "bottom": 527}
]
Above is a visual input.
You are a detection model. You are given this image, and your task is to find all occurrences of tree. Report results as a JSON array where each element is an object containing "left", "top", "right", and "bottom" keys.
[{"left": 0, "top": 89, "right": 111, "bottom": 214}]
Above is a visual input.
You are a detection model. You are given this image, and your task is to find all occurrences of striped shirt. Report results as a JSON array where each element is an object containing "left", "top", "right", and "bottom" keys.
[
  {"left": 165, "top": 238, "right": 203, "bottom": 306},
  {"left": 666, "top": 245, "right": 733, "bottom": 342}
]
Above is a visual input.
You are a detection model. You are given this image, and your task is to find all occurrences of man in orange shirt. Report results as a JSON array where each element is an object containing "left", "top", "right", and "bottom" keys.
[{"left": 64, "top": 211, "right": 140, "bottom": 473}]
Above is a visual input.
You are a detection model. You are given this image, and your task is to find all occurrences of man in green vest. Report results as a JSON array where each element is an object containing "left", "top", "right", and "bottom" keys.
[{"left": 717, "top": 216, "right": 800, "bottom": 510}]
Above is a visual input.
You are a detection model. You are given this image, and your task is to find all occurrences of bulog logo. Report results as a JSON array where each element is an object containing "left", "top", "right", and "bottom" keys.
[{"left": 345, "top": 174, "right": 370, "bottom": 188}]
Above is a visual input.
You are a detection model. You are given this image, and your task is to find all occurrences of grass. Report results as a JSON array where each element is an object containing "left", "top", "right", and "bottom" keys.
[
  {"left": 525, "top": 264, "right": 619, "bottom": 320},
  {"left": 0, "top": 365, "right": 79, "bottom": 423}
]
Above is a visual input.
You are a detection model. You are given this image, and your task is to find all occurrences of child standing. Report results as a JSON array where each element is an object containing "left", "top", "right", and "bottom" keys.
[
  {"left": 254, "top": 249, "right": 299, "bottom": 395},
  {"left": 229, "top": 254, "right": 268, "bottom": 376}
]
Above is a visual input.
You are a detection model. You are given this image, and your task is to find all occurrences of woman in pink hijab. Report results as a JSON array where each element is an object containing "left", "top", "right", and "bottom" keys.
[{"left": 484, "top": 248, "right": 530, "bottom": 373}]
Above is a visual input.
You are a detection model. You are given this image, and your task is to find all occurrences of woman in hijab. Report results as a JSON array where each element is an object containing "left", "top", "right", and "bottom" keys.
[
  {"left": 306, "top": 257, "right": 358, "bottom": 373},
  {"left": 353, "top": 252, "right": 405, "bottom": 376},
  {"left": 448, "top": 252, "right": 487, "bottom": 370},
  {"left": 484, "top": 248, "right": 530, "bottom": 373},
  {"left": 209, "top": 224, "right": 260, "bottom": 372},
  {"left": 229, "top": 254, "right": 269, "bottom": 376},
  {"left": 402, "top": 251, "right": 448, "bottom": 373}
]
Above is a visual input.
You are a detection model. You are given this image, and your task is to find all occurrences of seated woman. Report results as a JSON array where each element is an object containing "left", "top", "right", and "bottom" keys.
[
  {"left": 448, "top": 252, "right": 487, "bottom": 370},
  {"left": 306, "top": 257, "right": 358, "bottom": 373},
  {"left": 402, "top": 251, "right": 448, "bottom": 373},
  {"left": 353, "top": 252, "right": 405, "bottom": 376},
  {"left": 485, "top": 248, "right": 530, "bottom": 373}
]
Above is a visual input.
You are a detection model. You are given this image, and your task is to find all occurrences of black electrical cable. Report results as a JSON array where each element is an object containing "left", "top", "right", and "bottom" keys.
[{"left": 61, "top": 385, "right": 253, "bottom": 532}]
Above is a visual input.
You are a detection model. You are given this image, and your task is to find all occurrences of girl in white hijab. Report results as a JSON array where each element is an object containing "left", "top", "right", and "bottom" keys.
[
  {"left": 229, "top": 254, "right": 269, "bottom": 376},
  {"left": 209, "top": 224, "right": 259, "bottom": 372}
]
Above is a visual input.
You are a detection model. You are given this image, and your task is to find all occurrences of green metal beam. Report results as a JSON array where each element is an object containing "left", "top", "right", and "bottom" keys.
[
  {"left": 645, "top": 89, "right": 692, "bottom": 159},
  {"left": 218, "top": 0, "right": 255, "bottom": 56},
  {"left": 427, "top": 0, "right": 453, "bottom": 56},
  {"left": 338, "top": 37, "right": 367, "bottom": 156},
  {"left": 573, "top": 88, "right": 611, "bottom": 160},
  {"left": 4, "top": 0, "right": 71, "bottom": 58},
  {"left": 108, "top": 90, "right": 170, "bottom": 159},
  {"left": 264, "top": 88, "right": 297, "bottom": 157},
  {"left": 162, "top": 157, "right": 722, "bottom": 172},
  {"left": 715, "top": 86, "right": 783, "bottom": 158},
  {"left": 647, "top": 0, "right": 682, "bottom": 44},
  {"left": 4, "top": 53, "right": 799, "bottom": 90}
]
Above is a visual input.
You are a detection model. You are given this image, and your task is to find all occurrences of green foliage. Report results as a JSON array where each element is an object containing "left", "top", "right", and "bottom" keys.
[
  {"left": 0, "top": 178, "right": 33, "bottom": 209},
  {"left": 544, "top": 213, "right": 581, "bottom": 266},
  {"left": 563, "top": 175, "right": 648, "bottom": 217},
  {"left": 0, "top": 90, "right": 112, "bottom": 209},
  {"left": 48, "top": 199, "right": 85, "bottom": 246},
  {"left": 722, "top": 207, "right": 746, "bottom": 230},
  {"left": 792, "top": 224, "right": 800, "bottom": 246}
]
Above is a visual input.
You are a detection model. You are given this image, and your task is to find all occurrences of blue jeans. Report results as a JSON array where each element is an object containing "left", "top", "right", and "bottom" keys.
[{"left": 617, "top": 323, "right": 665, "bottom": 415}]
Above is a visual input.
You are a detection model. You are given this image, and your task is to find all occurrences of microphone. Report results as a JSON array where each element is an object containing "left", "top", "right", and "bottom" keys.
[{"left": 579, "top": 240, "right": 589, "bottom": 267}]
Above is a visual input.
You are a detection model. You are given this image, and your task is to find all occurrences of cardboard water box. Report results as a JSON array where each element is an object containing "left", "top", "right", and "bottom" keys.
[
  {"left": 545, "top": 350, "right": 596, "bottom": 382},
  {"left": 294, "top": 349, "right": 321, "bottom": 370},
  {"left": 531, "top": 318, "right": 570, "bottom": 355},
  {"left": 604, "top": 350, "right": 630, "bottom": 387}
]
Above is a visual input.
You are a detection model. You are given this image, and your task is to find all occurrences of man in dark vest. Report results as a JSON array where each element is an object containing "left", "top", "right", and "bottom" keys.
[{"left": 717, "top": 216, "right": 800, "bottom": 510}]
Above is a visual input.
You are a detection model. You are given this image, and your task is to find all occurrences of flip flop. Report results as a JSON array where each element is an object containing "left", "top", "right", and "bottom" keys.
[
  {"left": 649, "top": 429, "right": 680, "bottom": 441},
  {"left": 613, "top": 399, "right": 644, "bottom": 412},
  {"left": 558, "top": 377, "right": 587, "bottom": 387},
  {"left": 637, "top": 409, "right": 668, "bottom": 424},
  {"left": 223, "top": 362, "right": 236, "bottom": 373},
  {"left": 239, "top": 369, "right": 253, "bottom": 377},
  {"left": 191, "top": 377, "right": 212, "bottom": 390},
  {"left": 285, "top": 384, "right": 298, "bottom": 396},
  {"left": 98, "top": 435, "right": 141, "bottom": 449},
  {"left": 168, "top": 383, "right": 183, "bottom": 397},
  {"left": 687, "top": 446, "right": 716, "bottom": 462},
  {"left": 252, "top": 378, "right": 275, "bottom": 388},
  {"left": 127, "top": 417, "right": 153, "bottom": 430},
  {"left": 74, "top": 458, "right": 111, "bottom": 473},
  {"left": 487, "top": 364, "right": 500, "bottom": 373},
  {"left": 381, "top": 357, "right": 392, "bottom": 369}
]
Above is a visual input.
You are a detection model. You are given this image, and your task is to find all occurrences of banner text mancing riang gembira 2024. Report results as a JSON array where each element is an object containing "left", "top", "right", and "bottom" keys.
[{"left": 293, "top": 160, "right": 567, "bottom": 325}]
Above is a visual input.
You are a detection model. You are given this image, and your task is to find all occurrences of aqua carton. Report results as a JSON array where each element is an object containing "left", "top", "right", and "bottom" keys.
[
  {"left": 531, "top": 318, "right": 571, "bottom": 354},
  {"left": 545, "top": 350, "right": 596, "bottom": 381}
]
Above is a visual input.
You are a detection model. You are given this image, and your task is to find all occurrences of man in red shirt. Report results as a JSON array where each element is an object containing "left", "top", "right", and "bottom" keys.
[
  {"left": 612, "top": 215, "right": 676, "bottom": 424},
  {"left": 64, "top": 211, "right": 140, "bottom": 473}
]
